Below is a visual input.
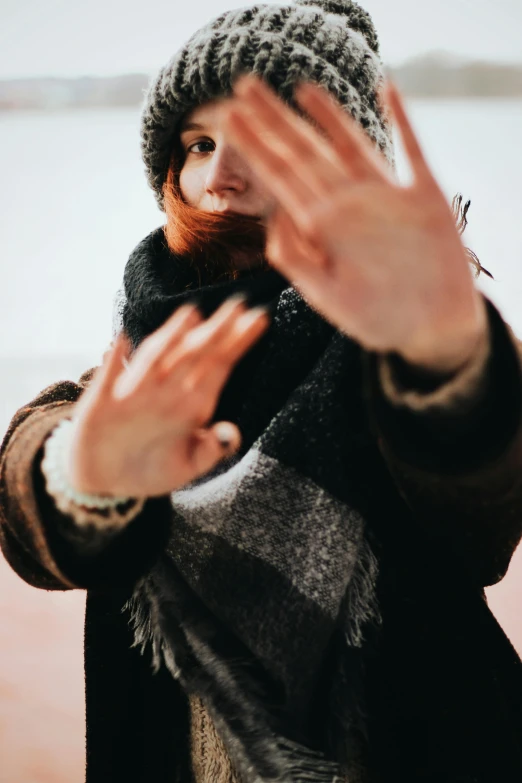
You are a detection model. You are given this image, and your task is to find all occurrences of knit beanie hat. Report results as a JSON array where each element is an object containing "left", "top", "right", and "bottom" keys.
[{"left": 141, "top": 0, "right": 395, "bottom": 211}]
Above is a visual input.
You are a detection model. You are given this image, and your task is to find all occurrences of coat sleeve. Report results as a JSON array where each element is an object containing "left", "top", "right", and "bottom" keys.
[
  {"left": 0, "top": 367, "right": 173, "bottom": 592},
  {"left": 364, "top": 296, "right": 522, "bottom": 587}
]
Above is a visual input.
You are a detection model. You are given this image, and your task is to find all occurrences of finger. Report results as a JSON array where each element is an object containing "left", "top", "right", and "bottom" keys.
[
  {"left": 265, "top": 210, "right": 330, "bottom": 283},
  {"left": 95, "top": 332, "right": 130, "bottom": 398},
  {"left": 179, "top": 294, "right": 249, "bottom": 352},
  {"left": 179, "top": 306, "right": 270, "bottom": 390},
  {"left": 266, "top": 207, "right": 329, "bottom": 272},
  {"left": 383, "top": 80, "right": 434, "bottom": 185},
  {"left": 208, "top": 305, "right": 270, "bottom": 363},
  {"left": 113, "top": 304, "right": 202, "bottom": 399},
  {"left": 266, "top": 244, "right": 331, "bottom": 318},
  {"left": 185, "top": 421, "right": 241, "bottom": 478},
  {"left": 225, "top": 75, "right": 347, "bottom": 222},
  {"left": 224, "top": 106, "right": 322, "bottom": 226},
  {"left": 73, "top": 333, "right": 130, "bottom": 421},
  {"left": 231, "top": 75, "right": 341, "bottom": 194},
  {"left": 157, "top": 295, "right": 250, "bottom": 378},
  {"left": 140, "top": 303, "right": 203, "bottom": 366},
  {"left": 294, "top": 81, "right": 394, "bottom": 184}
]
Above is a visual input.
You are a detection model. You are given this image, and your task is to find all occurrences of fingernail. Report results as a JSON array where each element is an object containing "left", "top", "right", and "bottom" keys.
[
  {"left": 249, "top": 304, "right": 270, "bottom": 316},
  {"left": 234, "top": 74, "right": 256, "bottom": 95},
  {"left": 239, "top": 305, "right": 270, "bottom": 326},
  {"left": 182, "top": 301, "right": 201, "bottom": 313},
  {"left": 295, "top": 81, "right": 311, "bottom": 97},
  {"left": 112, "top": 376, "right": 132, "bottom": 400},
  {"left": 227, "top": 293, "right": 248, "bottom": 306},
  {"left": 215, "top": 422, "right": 237, "bottom": 449}
]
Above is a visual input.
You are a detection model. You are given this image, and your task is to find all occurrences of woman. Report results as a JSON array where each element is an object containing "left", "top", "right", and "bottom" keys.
[{"left": 1, "top": 1, "right": 522, "bottom": 781}]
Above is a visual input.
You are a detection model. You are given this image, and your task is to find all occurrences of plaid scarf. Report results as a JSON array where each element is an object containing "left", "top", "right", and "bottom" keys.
[{"left": 117, "top": 228, "right": 382, "bottom": 783}]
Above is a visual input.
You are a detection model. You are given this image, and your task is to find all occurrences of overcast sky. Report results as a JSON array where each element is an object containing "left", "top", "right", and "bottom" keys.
[{"left": 1, "top": 0, "right": 521, "bottom": 79}]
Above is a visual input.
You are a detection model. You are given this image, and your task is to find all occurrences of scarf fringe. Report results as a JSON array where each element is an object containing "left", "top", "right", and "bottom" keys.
[
  {"left": 343, "top": 534, "right": 382, "bottom": 648},
  {"left": 122, "top": 533, "right": 379, "bottom": 783},
  {"left": 117, "top": 246, "right": 382, "bottom": 782},
  {"left": 123, "top": 570, "right": 347, "bottom": 783},
  {"left": 123, "top": 579, "right": 172, "bottom": 676}
]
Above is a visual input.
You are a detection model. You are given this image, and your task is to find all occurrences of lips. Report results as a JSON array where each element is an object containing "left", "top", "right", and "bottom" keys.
[
  {"left": 216, "top": 208, "right": 258, "bottom": 217},
  {"left": 215, "top": 209, "right": 264, "bottom": 225}
]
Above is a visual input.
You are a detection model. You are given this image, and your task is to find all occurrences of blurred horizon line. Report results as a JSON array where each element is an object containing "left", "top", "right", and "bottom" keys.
[{"left": 1, "top": 49, "right": 522, "bottom": 109}]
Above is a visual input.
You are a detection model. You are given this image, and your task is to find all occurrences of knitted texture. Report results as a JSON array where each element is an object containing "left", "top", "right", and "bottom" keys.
[
  {"left": 189, "top": 694, "right": 243, "bottom": 783},
  {"left": 189, "top": 694, "right": 357, "bottom": 783},
  {"left": 121, "top": 228, "right": 381, "bottom": 783},
  {"left": 140, "top": 0, "right": 395, "bottom": 210}
]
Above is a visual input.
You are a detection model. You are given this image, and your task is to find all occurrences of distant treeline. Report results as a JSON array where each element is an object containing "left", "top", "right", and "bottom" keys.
[
  {"left": 1, "top": 53, "right": 522, "bottom": 110},
  {"left": 388, "top": 53, "right": 522, "bottom": 98},
  {"left": 0, "top": 74, "right": 149, "bottom": 110}
]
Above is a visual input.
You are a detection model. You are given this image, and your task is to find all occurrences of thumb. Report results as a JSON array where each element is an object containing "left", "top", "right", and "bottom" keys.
[
  {"left": 74, "top": 333, "right": 130, "bottom": 417},
  {"left": 188, "top": 422, "right": 241, "bottom": 477},
  {"left": 96, "top": 332, "right": 131, "bottom": 397},
  {"left": 101, "top": 333, "right": 139, "bottom": 401},
  {"left": 266, "top": 207, "right": 327, "bottom": 273}
]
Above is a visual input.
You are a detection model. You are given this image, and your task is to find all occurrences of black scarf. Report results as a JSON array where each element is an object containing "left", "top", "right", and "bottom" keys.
[{"left": 116, "top": 227, "right": 383, "bottom": 783}]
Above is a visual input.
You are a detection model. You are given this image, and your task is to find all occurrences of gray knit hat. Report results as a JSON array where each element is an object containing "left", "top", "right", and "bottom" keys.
[{"left": 141, "top": 0, "right": 395, "bottom": 211}]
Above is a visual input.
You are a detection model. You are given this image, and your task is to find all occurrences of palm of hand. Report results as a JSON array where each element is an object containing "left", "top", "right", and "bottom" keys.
[
  {"left": 265, "top": 183, "right": 474, "bottom": 357},
  {"left": 224, "top": 76, "right": 487, "bottom": 372},
  {"left": 68, "top": 299, "right": 269, "bottom": 498}
]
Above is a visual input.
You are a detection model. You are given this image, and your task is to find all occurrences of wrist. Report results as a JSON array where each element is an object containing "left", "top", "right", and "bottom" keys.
[
  {"left": 399, "top": 299, "right": 489, "bottom": 376},
  {"left": 41, "top": 419, "right": 145, "bottom": 528},
  {"left": 402, "top": 329, "right": 488, "bottom": 376}
]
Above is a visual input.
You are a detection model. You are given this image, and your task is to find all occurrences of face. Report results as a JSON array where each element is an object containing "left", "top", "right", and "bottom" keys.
[{"left": 178, "top": 98, "right": 277, "bottom": 226}]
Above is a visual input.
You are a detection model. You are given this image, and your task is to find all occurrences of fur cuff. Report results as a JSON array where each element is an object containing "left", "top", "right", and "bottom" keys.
[{"left": 378, "top": 327, "right": 491, "bottom": 413}]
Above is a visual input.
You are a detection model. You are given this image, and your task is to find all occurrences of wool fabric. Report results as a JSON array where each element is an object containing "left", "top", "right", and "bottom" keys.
[{"left": 121, "top": 230, "right": 377, "bottom": 781}]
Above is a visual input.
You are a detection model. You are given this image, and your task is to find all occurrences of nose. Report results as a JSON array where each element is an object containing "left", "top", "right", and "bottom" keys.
[{"left": 204, "top": 143, "right": 248, "bottom": 197}]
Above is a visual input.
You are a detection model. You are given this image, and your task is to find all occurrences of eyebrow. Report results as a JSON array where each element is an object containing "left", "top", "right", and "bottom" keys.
[{"left": 179, "top": 120, "right": 205, "bottom": 134}]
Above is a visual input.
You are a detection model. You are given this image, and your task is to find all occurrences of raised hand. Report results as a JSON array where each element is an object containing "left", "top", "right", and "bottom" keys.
[
  {"left": 223, "top": 75, "right": 488, "bottom": 375},
  {"left": 67, "top": 296, "right": 269, "bottom": 499}
]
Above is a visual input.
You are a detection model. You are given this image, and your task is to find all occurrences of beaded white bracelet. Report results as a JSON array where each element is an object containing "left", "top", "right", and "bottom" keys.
[{"left": 41, "top": 418, "right": 145, "bottom": 529}]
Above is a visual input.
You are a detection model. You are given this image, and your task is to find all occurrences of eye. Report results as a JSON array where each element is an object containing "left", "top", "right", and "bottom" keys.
[{"left": 187, "top": 139, "right": 215, "bottom": 155}]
